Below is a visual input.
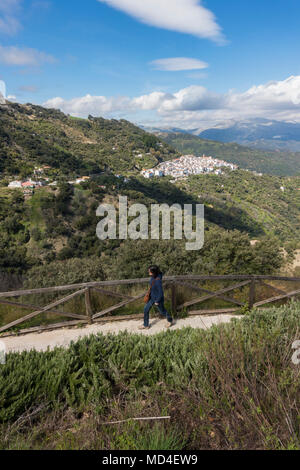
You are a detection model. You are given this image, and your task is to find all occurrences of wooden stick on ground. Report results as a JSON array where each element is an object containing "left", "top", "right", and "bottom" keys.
[{"left": 100, "top": 416, "right": 171, "bottom": 425}]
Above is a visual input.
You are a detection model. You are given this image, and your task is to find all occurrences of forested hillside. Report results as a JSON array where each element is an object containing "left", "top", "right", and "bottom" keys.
[
  {"left": 0, "top": 102, "right": 177, "bottom": 177},
  {"left": 0, "top": 102, "right": 299, "bottom": 290},
  {"left": 179, "top": 170, "right": 300, "bottom": 241},
  {"left": 161, "top": 132, "right": 300, "bottom": 176},
  {"left": 0, "top": 170, "right": 298, "bottom": 290}
]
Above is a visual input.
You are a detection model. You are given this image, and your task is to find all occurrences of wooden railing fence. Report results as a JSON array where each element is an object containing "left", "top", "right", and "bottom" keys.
[{"left": 0, "top": 275, "right": 299, "bottom": 337}]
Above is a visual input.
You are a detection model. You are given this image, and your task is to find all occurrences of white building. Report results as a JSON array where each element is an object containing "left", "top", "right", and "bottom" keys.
[{"left": 8, "top": 181, "right": 22, "bottom": 189}]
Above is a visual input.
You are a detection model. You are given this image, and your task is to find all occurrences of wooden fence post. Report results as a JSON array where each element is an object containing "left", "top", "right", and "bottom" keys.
[
  {"left": 85, "top": 288, "right": 93, "bottom": 324},
  {"left": 249, "top": 279, "right": 256, "bottom": 309}
]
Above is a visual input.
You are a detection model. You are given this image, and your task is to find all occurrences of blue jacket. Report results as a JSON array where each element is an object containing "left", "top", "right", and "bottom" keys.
[{"left": 149, "top": 273, "right": 164, "bottom": 303}]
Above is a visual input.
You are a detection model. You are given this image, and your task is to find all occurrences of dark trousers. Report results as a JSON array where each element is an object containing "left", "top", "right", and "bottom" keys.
[{"left": 144, "top": 299, "right": 173, "bottom": 327}]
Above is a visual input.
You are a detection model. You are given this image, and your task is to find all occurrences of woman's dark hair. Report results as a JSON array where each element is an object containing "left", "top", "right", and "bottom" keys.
[{"left": 148, "top": 265, "right": 162, "bottom": 278}]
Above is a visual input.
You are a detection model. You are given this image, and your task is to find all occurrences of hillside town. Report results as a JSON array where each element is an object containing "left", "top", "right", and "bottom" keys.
[
  {"left": 141, "top": 154, "right": 238, "bottom": 179},
  {"left": 5, "top": 154, "right": 239, "bottom": 195}
]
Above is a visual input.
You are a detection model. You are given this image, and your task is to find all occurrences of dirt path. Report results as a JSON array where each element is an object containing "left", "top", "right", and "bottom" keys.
[{"left": 1, "top": 314, "right": 239, "bottom": 354}]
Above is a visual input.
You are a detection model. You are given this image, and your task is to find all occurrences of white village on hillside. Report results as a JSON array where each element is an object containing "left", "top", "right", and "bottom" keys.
[
  {"left": 141, "top": 154, "right": 238, "bottom": 179},
  {"left": 6, "top": 154, "right": 239, "bottom": 195}
]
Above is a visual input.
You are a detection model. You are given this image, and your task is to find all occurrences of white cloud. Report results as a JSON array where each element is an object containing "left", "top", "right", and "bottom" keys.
[
  {"left": 0, "top": 1, "right": 54, "bottom": 68},
  {"left": 0, "top": 45, "right": 56, "bottom": 66},
  {"left": 159, "top": 85, "right": 225, "bottom": 111},
  {"left": 132, "top": 91, "right": 173, "bottom": 110},
  {"left": 45, "top": 94, "right": 133, "bottom": 116},
  {"left": 229, "top": 76, "right": 300, "bottom": 111},
  {"left": 0, "top": 0, "right": 22, "bottom": 35},
  {"left": 150, "top": 57, "right": 208, "bottom": 71},
  {"left": 98, "top": 0, "right": 224, "bottom": 42},
  {"left": 44, "top": 75, "right": 300, "bottom": 129}
]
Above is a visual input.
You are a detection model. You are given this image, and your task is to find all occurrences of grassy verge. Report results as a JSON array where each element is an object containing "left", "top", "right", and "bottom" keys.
[{"left": 0, "top": 302, "right": 299, "bottom": 450}]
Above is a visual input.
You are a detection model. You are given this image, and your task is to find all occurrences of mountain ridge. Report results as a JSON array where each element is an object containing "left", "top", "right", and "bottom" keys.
[
  {"left": 144, "top": 118, "right": 300, "bottom": 153},
  {"left": 197, "top": 118, "right": 300, "bottom": 152},
  {"left": 0, "top": 101, "right": 178, "bottom": 178}
]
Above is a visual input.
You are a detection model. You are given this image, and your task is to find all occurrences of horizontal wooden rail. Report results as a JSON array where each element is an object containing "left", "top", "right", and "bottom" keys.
[{"left": 0, "top": 275, "right": 300, "bottom": 299}]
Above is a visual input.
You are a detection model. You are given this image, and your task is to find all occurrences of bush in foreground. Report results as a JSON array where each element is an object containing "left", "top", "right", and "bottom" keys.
[{"left": 0, "top": 302, "right": 299, "bottom": 450}]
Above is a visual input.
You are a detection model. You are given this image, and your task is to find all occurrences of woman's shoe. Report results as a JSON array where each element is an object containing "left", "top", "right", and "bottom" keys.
[
  {"left": 165, "top": 321, "right": 174, "bottom": 328},
  {"left": 138, "top": 325, "right": 150, "bottom": 330}
]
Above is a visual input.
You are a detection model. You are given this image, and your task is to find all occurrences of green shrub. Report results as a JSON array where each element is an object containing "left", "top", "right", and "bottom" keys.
[{"left": 0, "top": 302, "right": 299, "bottom": 444}]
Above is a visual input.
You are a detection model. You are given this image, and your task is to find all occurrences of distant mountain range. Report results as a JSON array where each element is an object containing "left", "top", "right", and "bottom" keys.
[
  {"left": 143, "top": 118, "right": 300, "bottom": 152},
  {"left": 197, "top": 118, "right": 300, "bottom": 152}
]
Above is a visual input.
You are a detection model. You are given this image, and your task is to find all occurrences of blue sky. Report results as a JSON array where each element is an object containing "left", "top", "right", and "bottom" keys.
[{"left": 1, "top": 0, "right": 300, "bottom": 129}]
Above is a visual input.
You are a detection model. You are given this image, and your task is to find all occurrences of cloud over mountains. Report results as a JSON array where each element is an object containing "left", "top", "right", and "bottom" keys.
[{"left": 44, "top": 75, "right": 300, "bottom": 129}]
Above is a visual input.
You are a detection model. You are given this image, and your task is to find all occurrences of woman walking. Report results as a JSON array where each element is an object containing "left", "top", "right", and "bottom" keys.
[{"left": 139, "top": 265, "right": 174, "bottom": 330}]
